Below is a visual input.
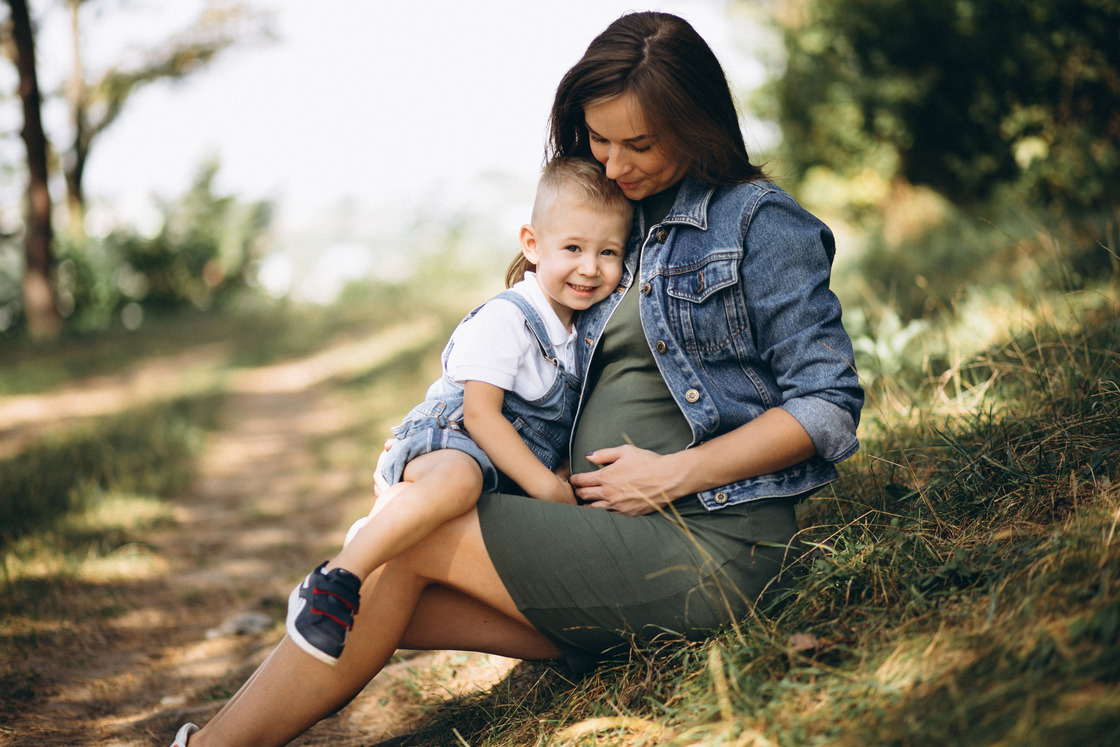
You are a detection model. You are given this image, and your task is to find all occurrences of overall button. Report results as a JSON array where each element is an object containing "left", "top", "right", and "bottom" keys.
[
  {"left": 656, "top": 230, "right": 669, "bottom": 243},
  {"left": 684, "top": 388, "right": 700, "bottom": 403},
  {"left": 641, "top": 282, "right": 652, "bottom": 295},
  {"left": 713, "top": 491, "right": 729, "bottom": 505},
  {"left": 655, "top": 340, "right": 667, "bottom": 354}
]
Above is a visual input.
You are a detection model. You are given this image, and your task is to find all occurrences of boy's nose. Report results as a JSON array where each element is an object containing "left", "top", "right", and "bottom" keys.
[{"left": 578, "top": 254, "right": 600, "bottom": 276}]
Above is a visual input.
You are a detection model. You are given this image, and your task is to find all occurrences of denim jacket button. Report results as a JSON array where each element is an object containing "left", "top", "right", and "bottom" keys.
[
  {"left": 655, "top": 340, "right": 667, "bottom": 354},
  {"left": 714, "top": 491, "right": 729, "bottom": 504},
  {"left": 641, "top": 282, "right": 652, "bottom": 295},
  {"left": 656, "top": 230, "right": 668, "bottom": 243},
  {"left": 685, "top": 388, "right": 700, "bottom": 403}
]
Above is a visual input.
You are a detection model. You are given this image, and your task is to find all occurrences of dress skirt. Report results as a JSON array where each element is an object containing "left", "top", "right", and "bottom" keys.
[{"left": 477, "top": 490, "right": 802, "bottom": 675}]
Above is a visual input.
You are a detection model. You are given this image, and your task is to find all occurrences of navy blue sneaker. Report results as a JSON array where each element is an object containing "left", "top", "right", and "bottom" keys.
[{"left": 286, "top": 561, "right": 362, "bottom": 666}]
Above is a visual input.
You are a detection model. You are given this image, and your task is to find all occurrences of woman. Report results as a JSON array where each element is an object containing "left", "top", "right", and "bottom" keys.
[{"left": 172, "top": 11, "right": 862, "bottom": 746}]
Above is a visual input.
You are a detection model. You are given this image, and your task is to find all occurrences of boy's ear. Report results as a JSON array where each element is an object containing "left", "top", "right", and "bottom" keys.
[{"left": 519, "top": 224, "right": 540, "bottom": 263}]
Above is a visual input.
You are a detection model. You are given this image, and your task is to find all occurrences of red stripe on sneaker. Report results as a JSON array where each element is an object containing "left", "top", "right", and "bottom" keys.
[
  {"left": 313, "top": 588, "right": 357, "bottom": 611},
  {"left": 311, "top": 608, "right": 353, "bottom": 630}
]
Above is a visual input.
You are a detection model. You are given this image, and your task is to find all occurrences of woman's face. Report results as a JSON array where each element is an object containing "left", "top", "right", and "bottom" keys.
[{"left": 583, "top": 92, "right": 691, "bottom": 201}]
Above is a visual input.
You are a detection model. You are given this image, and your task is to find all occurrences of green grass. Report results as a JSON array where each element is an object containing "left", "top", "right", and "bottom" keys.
[{"left": 0, "top": 394, "right": 223, "bottom": 555}]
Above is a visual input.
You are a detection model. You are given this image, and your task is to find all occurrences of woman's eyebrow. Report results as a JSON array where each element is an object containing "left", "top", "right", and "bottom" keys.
[{"left": 585, "top": 124, "right": 652, "bottom": 143}]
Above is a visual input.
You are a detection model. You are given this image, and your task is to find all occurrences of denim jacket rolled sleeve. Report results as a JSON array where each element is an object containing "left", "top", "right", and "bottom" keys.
[
  {"left": 738, "top": 187, "right": 862, "bottom": 463},
  {"left": 575, "top": 176, "right": 864, "bottom": 510}
]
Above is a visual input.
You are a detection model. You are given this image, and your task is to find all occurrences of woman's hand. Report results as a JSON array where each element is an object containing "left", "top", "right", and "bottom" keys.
[{"left": 568, "top": 445, "right": 684, "bottom": 516}]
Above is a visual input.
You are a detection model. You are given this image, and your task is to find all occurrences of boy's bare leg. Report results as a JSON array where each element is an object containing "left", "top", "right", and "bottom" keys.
[
  {"left": 328, "top": 450, "right": 483, "bottom": 579},
  {"left": 191, "top": 507, "right": 560, "bottom": 747}
]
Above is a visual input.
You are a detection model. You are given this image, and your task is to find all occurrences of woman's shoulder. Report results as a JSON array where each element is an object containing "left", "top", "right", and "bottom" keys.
[
  {"left": 702, "top": 179, "right": 823, "bottom": 228},
  {"left": 712, "top": 178, "right": 794, "bottom": 204}
]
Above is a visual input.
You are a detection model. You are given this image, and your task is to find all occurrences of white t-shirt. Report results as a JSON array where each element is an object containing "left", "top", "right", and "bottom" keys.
[{"left": 445, "top": 273, "right": 578, "bottom": 401}]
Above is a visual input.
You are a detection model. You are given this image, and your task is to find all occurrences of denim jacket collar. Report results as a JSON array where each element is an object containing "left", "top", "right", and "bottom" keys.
[{"left": 638, "top": 175, "right": 712, "bottom": 236}]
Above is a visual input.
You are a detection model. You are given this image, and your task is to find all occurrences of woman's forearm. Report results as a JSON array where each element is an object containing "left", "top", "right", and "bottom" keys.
[
  {"left": 671, "top": 407, "right": 817, "bottom": 496},
  {"left": 574, "top": 407, "right": 817, "bottom": 513}
]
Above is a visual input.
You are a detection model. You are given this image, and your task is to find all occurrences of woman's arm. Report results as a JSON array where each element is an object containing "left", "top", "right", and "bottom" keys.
[
  {"left": 463, "top": 381, "right": 576, "bottom": 504},
  {"left": 570, "top": 407, "right": 814, "bottom": 515}
]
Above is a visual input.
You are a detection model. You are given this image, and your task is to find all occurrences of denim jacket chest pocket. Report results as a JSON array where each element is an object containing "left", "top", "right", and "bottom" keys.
[{"left": 663, "top": 248, "right": 753, "bottom": 359}]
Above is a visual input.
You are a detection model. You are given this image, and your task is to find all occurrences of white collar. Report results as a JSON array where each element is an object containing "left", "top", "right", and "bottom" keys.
[{"left": 512, "top": 272, "right": 577, "bottom": 346}]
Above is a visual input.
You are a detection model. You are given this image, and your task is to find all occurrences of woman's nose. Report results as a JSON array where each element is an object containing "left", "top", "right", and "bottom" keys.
[{"left": 603, "top": 147, "right": 629, "bottom": 180}]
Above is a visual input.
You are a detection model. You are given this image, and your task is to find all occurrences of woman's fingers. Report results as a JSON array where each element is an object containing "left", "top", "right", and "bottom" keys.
[{"left": 571, "top": 445, "right": 677, "bottom": 515}]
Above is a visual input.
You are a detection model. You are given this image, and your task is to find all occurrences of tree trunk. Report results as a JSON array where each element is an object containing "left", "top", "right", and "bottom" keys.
[
  {"left": 64, "top": 0, "right": 86, "bottom": 240},
  {"left": 7, "top": 0, "right": 61, "bottom": 338}
]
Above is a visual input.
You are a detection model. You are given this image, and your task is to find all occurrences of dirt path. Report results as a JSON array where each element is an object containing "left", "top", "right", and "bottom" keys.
[{"left": 1, "top": 325, "right": 526, "bottom": 746}]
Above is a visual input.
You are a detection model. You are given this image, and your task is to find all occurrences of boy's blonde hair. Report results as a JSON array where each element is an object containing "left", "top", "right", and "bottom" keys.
[{"left": 505, "top": 157, "right": 631, "bottom": 287}]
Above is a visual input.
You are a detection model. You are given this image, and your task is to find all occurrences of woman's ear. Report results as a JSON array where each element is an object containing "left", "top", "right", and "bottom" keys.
[{"left": 519, "top": 224, "right": 540, "bottom": 263}]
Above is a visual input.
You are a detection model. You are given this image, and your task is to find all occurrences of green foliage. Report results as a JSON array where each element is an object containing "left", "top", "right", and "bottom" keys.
[
  {"left": 835, "top": 190, "right": 1118, "bottom": 400},
  {"left": 766, "top": 0, "right": 1120, "bottom": 213},
  {"left": 2, "top": 160, "right": 272, "bottom": 335},
  {"left": 0, "top": 394, "right": 222, "bottom": 553}
]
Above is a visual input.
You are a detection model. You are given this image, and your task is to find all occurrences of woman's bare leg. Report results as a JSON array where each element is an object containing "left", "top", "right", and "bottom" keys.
[
  {"left": 400, "top": 584, "right": 559, "bottom": 656},
  {"left": 189, "top": 506, "right": 558, "bottom": 746}
]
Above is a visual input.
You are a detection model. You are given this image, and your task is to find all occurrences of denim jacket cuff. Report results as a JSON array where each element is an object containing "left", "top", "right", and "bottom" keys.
[{"left": 781, "top": 396, "right": 860, "bottom": 463}]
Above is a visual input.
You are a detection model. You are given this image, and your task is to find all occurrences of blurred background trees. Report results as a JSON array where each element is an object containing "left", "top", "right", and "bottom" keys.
[
  {"left": 1, "top": 0, "right": 1117, "bottom": 340},
  {"left": 750, "top": 0, "right": 1118, "bottom": 329},
  {"left": 5, "top": 0, "right": 58, "bottom": 339},
  {"left": 766, "top": 0, "right": 1119, "bottom": 214},
  {"left": 1, "top": 0, "right": 271, "bottom": 339},
  {"left": 60, "top": 0, "right": 271, "bottom": 241}
]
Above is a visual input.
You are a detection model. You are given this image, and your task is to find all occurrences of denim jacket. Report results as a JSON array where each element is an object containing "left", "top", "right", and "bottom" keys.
[{"left": 574, "top": 176, "right": 864, "bottom": 510}]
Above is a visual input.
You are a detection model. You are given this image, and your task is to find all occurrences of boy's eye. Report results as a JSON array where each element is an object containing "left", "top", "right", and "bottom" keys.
[{"left": 565, "top": 245, "right": 581, "bottom": 253}]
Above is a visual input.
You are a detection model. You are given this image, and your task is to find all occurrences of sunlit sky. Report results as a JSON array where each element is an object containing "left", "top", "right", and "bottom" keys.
[{"left": 27, "top": 0, "right": 780, "bottom": 298}]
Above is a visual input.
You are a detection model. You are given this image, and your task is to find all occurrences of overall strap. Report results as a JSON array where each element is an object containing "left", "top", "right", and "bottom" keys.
[{"left": 492, "top": 290, "right": 560, "bottom": 366}]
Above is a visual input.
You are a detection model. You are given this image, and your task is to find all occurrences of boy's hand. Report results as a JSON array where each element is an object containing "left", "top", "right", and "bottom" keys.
[
  {"left": 531, "top": 474, "right": 577, "bottom": 505},
  {"left": 373, "top": 438, "right": 396, "bottom": 497}
]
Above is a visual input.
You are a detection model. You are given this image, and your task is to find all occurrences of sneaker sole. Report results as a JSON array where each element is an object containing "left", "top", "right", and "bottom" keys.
[{"left": 285, "top": 584, "right": 342, "bottom": 667}]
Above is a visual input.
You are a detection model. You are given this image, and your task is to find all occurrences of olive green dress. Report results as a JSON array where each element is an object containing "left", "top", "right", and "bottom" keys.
[{"left": 477, "top": 190, "right": 801, "bottom": 674}]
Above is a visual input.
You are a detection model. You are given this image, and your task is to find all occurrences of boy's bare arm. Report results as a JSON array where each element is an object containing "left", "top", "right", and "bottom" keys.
[{"left": 462, "top": 381, "right": 576, "bottom": 504}]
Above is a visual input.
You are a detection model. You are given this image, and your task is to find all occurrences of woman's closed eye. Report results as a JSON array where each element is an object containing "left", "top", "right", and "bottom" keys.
[{"left": 588, "top": 131, "right": 653, "bottom": 153}]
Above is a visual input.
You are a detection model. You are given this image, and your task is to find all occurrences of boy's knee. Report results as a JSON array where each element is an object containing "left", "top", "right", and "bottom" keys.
[{"left": 442, "top": 454, "right": 484, "bottom": 500}]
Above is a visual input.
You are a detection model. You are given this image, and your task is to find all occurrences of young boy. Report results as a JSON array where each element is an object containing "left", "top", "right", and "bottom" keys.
[{"left": 286, "top": 157, "right": 632, "bottom": 665}]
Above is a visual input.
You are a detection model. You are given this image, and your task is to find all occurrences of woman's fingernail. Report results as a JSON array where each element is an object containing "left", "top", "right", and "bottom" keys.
[{"left": 584, "top": 451, "right": 595, "bottom": 457}]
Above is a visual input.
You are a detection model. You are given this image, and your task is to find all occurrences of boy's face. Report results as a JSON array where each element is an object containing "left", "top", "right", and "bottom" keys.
[{"left": 520, "top": 190, "right": 630, "bottom": 327}]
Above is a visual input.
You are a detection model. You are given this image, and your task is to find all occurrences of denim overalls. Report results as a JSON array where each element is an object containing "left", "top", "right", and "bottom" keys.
[{"left": 379, "top": 290, "right": 581, "bottom": 494}]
